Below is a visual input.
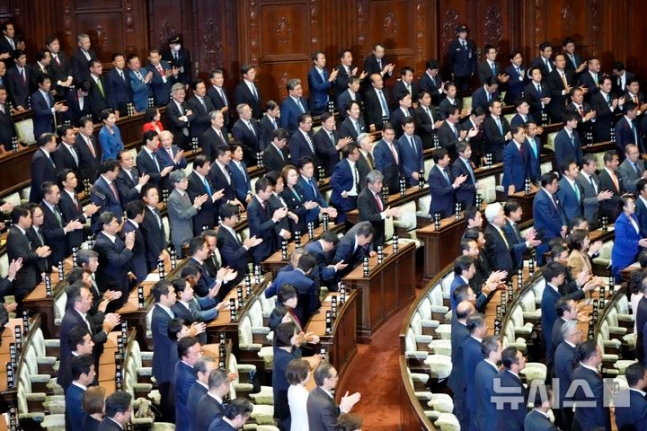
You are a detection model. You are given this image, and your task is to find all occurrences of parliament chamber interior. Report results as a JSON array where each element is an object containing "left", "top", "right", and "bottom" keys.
[{"left": 0, "top": 0, "right": 645, "bottom": 430}]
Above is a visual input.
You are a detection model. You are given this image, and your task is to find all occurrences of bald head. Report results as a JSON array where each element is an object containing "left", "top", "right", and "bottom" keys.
[{"left": 456, "top": 301, "right": 475, "bottom": 321}]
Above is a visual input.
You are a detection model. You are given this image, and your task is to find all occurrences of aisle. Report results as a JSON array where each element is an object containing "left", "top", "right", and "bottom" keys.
[{"left": 337, "top": 304, "right": 410, "bottom": 431}]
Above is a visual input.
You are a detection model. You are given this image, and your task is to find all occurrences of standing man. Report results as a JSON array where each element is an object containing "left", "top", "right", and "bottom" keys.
[
  {"left": 93, "top": 212, "right": 134, "bottom": 302},
  {"left": 280, "top": 78, "right": 309, "bottom": 135},
  {"left": 308, "top": 51, "right": 338, "bottom": 115},
  {"left": 307, "top": 363, "right": 361, "bottom": 431},
  {"left": 162, "top": 35, "right": 191, "bottom": 87},
  {"left": 428, "top": 147, "right": 466, "bottom": 218},
  {"left": 234, "top": 64, "right": 262, "bottom": 119},
  {"left": 30, "top": 132, "right": 58, "bottom": 203},
  {"left": 533, "top": 173, "right": 567, "bottom": 264},
  {"left": 207, "top": 69, "right": 230, "bottom": 126},
  {"left": 447, "top": 25, "right": 476, "bottom": 91},
  {"left": 357, "top": 170, "right": 402, "bottom": 246}
]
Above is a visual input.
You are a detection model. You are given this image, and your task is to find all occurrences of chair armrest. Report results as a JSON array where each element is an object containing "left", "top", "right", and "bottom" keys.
[
  {"left": 405, "top": 350, "right": 429, "bottom": 360},
  {"left": 239, "top": 343, "right": 262, "bottom": 351},
  {"left": 430, "top": 305, "right": 449, "bottom": 314},
  {"left": 421, "top": 319, "right": 439, "bottom": 329},
  {"left": 252, "top": 327, "right": 270, "bottom": 335}
]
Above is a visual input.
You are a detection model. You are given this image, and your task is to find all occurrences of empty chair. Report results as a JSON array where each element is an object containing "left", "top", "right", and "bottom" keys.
[{"left": 423, "top": 354, "right": 452, "bottom": 379}]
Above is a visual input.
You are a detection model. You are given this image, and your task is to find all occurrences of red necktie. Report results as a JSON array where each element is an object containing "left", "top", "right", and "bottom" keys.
[
  {"left": 374, "top": 193, "right": 383, "bottom": 211},
  {"left": 578, "top": 106, "right": 584, "bottom": 117},
  {"left": 109, "top": 182, "right": 120, "bottom": 202},
  {"left": 86, "top": 136, "right": 96, "bottom": 158}
]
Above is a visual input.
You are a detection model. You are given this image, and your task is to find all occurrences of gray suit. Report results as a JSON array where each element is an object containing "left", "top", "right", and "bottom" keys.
[
  {"left": 617, "top": 158, "right": 646, "bottom": 194},
  {"left": 167, "top": 188, "right": 198, "bottom": 253},
  {"left": 307, "top": 386, "right": 339, "bottom": 431},
  {"left": 575, "top": 172, "right": 602, "bottom": 228}
]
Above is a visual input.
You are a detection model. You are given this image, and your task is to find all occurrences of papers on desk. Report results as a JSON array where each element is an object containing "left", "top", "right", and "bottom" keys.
[{"left": 144, "top": 273, "right": 161, "bottom": 282}]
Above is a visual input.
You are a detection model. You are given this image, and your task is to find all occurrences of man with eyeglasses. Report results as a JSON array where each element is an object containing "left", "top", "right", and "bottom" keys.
[{"left": 307, "top": 362, "right": 361, "bottom": 431}]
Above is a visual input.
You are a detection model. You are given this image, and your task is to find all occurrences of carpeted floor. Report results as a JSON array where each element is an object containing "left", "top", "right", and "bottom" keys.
[{"left": 337, "top": 268, "right": 426, "bottom": 431}]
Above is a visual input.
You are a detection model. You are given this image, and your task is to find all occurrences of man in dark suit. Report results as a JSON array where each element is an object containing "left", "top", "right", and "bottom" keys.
[
  {"left": 93, "top": 211, "right": 134, "bottom": 301},
  {"left": 540, "top": 262, "right": 568, "bottom": 374},
  {"left": 546, "top": 54, "right": 574, "bottom": 123},
  {"left": 146, "top": 48, "right": 174, "bottom": 106},
  {"left": 90, "top": 160, "right": 124, "bottom": 230},
  {"left": 6, "top": 50, "right": 33, "bottom": 111},
  {"left": 612, "top": 61, "right": 634, "bottom": 97},
  {"left": 314, "top": 112, "right": 346, "bottom": 176},
  {"left": 447, "top": 301, "right": 474, "bottom": 431},
  {"left": 187, "top": 155, "right": 224, "bottom": 236},
  {"left": 553, "top": 319, "right": 580, "bottom": 430},
  {"left": 141, "top": 184, "right": 168, "bottom": 272},
  {"left": 614, "top": 362, "right": 647, "bottom": 431},
  {"left": 362, "top": 43, "right": 394, "bottom": 91},
  {"left": 53, "top": 125, "right": 82, "bottom": 187},
  {"left": 232, "top": 103, "right": 262, "bottom": 165},
  {"left": 58, "top": 170, "right": 99, "bottom": 254},
  {"left": 533, "top": 173, "right": 567, "bottom": 264},
  {"left": 389, "top": 93, "right": 415, "bottom": 139},
  {"left": 289, "top": 113, "right": 319, "bottom": 170},
  {"left": 462, "top": 313, "right": 489, "bottom": 430},
  {"left": 571, "top": 341, "right": 610, "bottom": 430},
  {"left": 524, "top": 67, "right": 551, "bottom": 123},
  {"left": 501, "top": 125, "right": 531, "bottom": 198},
  {"left": 218, "top": 204, "right": 261, "bottom": 285},
  {"left": 57, "top": 325, "right": 94, "bottom": 392},
  {"left": 137, "top": 130, "right": 174, "bottom": 190},
  {"left": 0, "top": 85, "right": 16, "bottom": 146},
  {"left": 483, "top": 99, "right": 511, "bottom": 162},
  {"left": 151, "top": 280, "right": 180, "bottom": 423},
  {"left": 30, "top": 132, "right": 58, "bottom": 203},
  {"left": 524, "top": 121, "right": 542, "bottom": 183},
  {"left": 524, "top": 385, "right": 557, "bottom": 431},
  {"left": 208, "top": 146, "right": 241, "bottom": 219},
  {"left": 597, "top": 150, "right": 624, "bottom": 221},
  {"left": 334, "top": 49, "right": 367, "bottom": 99},
  {"left": 494, "top": 347, "right": 527, "bottom": 431},
  {"left": 357, "top": 170, "right": 401, "bottom": 246},
  {"left": 308, "top": 51, "right": 339, "bottom": 116},
  {"left": 162, "top": 35, "right": 191, "bottom": 87},
  {"left": 0, "top": 21, "right": 23, "bottom": 68},
  {"left": 447, "top": 25, "right": 477, "bottom": 91},
  {"left": 70, "top": 34, "right": 95, "bottom": 84},
  {"left": 562, "top": 37, "right": 586, "bottom": 76},
  {"left": 280, "top": 78, "right": 309, "bottom": 134},
  {"left": 261, "top": 128, "right": 289, "bottom": 174},
  {"left": 266, "top": 253, "right": 320, "bottom": 323},
  {"left": 248, "top": 178, "right": 288, "bottom": 263},
  {"left": 187, "top": 357, "right": 218, "bottom": 430},
  {"left": 195, "top": 369, "right": 231, "bottom": 430},
  {"left": 234, "top": 64, "right": 262, "bottom": 119},
  {"left": 556, "top": 159, "right": 584, "bottom": 225},
  {"left": 258, "top": 101, "right": 280, "bottom": 151},
  {"left": 87, "top": 59, "right": 111, "bottom": 122},
  {"left": 564, "top": 87, "right": 596, "bottom": 146},
  {"left": 336, "top": 76, "right": 361, "bottom": 120},
  {"left": 6, "top": 206, "right": 51, "bottom": 304},
  {"left": 304, "top": 231, "right": 346, "bottom": 289},
  {"left": 471, "top": 76, "right": 500, "bottom": 112},
  {"left": 398, "top": 117, "right": 424, "bottom": 186},
  {"left": 392, "top": 66, "right": 418, "bottom": 104},
  {"left": 115, "top": 149, "right": 148, "bottom": 204},
  {"left": 554, "top": 113, "right": 583, "bottom": 170},
  {"left": 372, "top": 123, "right": 401, "bottom": 192},
  {"left": 40, "top": 182, "right": 84, "bottom": 265},
  {"left": 615, "top": 102, "right": 643, "bottom": 154},
  {"left": 75, "top": 117, "right": 100, "bottom": 185},
  {"left": 363, "top": 73, "right": 391, "bottom": 132},
  {"left": 337, "top": 100, "right": 366, "bottom": 141},
  {"left": 45, "top": 35, "right": 73, "bottom": 99},
  {"left": 477, "top": 44, "right": 509, "bottom": 86},
  {"left": 105, "top": 53, "right": 132, "bottom": 116},
  {"left": 166, "top": 83, "right": 194, "bottom": 150},
  {"left": 483, "top": 202, "right": 518, "bottom": 274},
  {"left": 530, "top": 42, "right": 554, "bottom": 78},
  {"left": 637, "top": 178, "right": 647, "bottom": 237},
  {"left": 99, "top": 391, "right": 133, "bottom": 431},
  {"left": 590, "top": 76, "right": 620, "bottom": 143},
  {"left": 428, "top": 147, "right": 467, "bottom": 218},
  {"left": 414, "top": 90, "right": 443, "bottom": 149},
  {"left": 307, "top": 362, "right": 360, "bottom": 431},
  {"left": 31, "top": 75, "right": 67, "bottom": 138},
  {"left": 187, "top": 79, "right": 215, "bottom": 140},
  {"left": 330, "top": 143, "right": 361, "bottom": 223},
  {"left": 228, "top": 143, "right": 252, "bottom": 206},
  {"left": 461, "top": 106, "right": 487, "bottom": 167},
  {"left": 65, "top": 354, "right": 94, "bottom": 430},
  {"left": 577, "top": 57, "right": 602, "bottom": 102},
  {"left": 174, "top": 337, "right": 201, "bottom": 431},
  {"left": 296, "top": 157, "right": 337, "bottom": 226},
  {"left": 200, "top": 110, "right": 230, "bottom": 163},
  {"left": 157, "top": 130, "right": 188, "bottom": 172},
  {"left": 120, "top": 201, "right": 147, "bottom": 282},
  {"left": 333, "top": 222, "right": 375, "bottom": 278},
  {"left": 503, "top": 50, "right": 526, "bottom": 105},
  {"left": 207, "top": 69, "right": 230, "bottom": 126}
]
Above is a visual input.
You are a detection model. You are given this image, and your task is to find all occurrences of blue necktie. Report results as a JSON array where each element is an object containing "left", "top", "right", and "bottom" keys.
[
  {"left": 441, "top": 168, "right": 450, "bottom": 185},
  {"left": 203, "top": 177, "right": 212, "bottom": 196},
  {"left": 464, "top": 159, "right": 475, "bottom": 184},
  {"left": 377, "top": 90, "right": 389, "bottom": 118}
]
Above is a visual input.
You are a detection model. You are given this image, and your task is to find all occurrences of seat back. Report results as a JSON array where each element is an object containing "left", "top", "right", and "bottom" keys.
[
  {"left": 410, "top": 312, "right": 423, "bottom": 336},
  {"left": 531, "top": 279, "right": 546, "bottom": 304},
  {"left": 248, "top": 299, "right": 264, "bottom": 328},
  {"left": 417, "top": 297, "right": 432, "bottom": 320},
  {"left": 395, "top": 201, "right": 417, "bottom": 232},
  {"left": 520, "top": 291, "right": 537, "bottom": 313},
  {"left": 238, "top": 315, "right": 253, "bottom": 345}
]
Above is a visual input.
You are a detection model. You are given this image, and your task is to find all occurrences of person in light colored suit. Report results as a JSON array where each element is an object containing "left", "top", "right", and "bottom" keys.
[
  {"left": 618, "top": 143, "right": 647, "bottom": 194},
  {"left": 567, "top": 229, "right": 595, "bottom": 281},
  {"left": 167, "top": 170, "right": 207, "bottom": 254}
]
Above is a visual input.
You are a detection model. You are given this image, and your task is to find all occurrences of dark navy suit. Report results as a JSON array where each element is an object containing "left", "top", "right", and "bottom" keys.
[
  {"left": 636, "top": 196, "right": 647, "bottom": 237},
  {"left": 122, "top": 220, "right": 147, "bottom": 282},
  {"left": 265, "top": 268, "right": 317, "bottom": 325},
  {"left": 146, "top": 60, "right": 173, "bottom": 106},
  {"left": 504, "top": 64, "right": 526, "bottom": 105},
  {"left": 297, "top": 175, "right": 328, "bottom": 225},
  {"left": 471, "top": 86, "right": 499, "bottom": 111},
  {"left": 280, "top": 96, "right": 309, "bottom": 135},
  {"left": 333, "top": 233, "right": 368, "bottom": 279},
  {"left": 31, "top": 89, "right": 55, "bottom": 138},
  {"left": 553, "top": 341, "right": 577, "bottom": 424},
  {"left": 494, "top": 370, "right": 527, "bottom": 431},
  {"left": 541, "top": 285, "right": 561, "bottom": 369},
  {"left": 93, "top": 231, "right": 133, "bottom": 298},
  {"left": 216, "top": 226, "right": 249, "bottom": 285},
  {"left": 524, "top": 409, "right": 557, "bottom": 431},
  {"left": 187, "top": 382, "right": 208, "bottom": 431},
  {"left": 329, "top": 159, "right": 358, "bottom": 222},
  {"left": 39, "top": 202, "right": 68, "bottom": 265},
  {"left": 428, "top": 165, "right": 455, "bottom": 218},
  {"left": 65, "top": 383, "right": 87, "bottom": 431},
  {"left": 247, "top": 197, "right": 277, "bottom": 263},
  {"left": 156, "top": 145, "right": 187, "bottom": 171},
  {"left": 462, "top": 337, "right": 484, "bottom": 429},
  {"left": 502, "top": 140, "right": 530, "bottom": 197},
  {"left": 187, "top": 171, "right": 216, "bottom": 236},
  {"left": 304, "top": 240, "right": 338, "bottom": 287},
  {"left": 30, "top": 148, "right": 58, "bottom": 203},
  {"left": 614, "top": 388, "right": 647, "bottom": 431},
  {"left": 308, "top": 66, "right": 332, "bottom": 115},
  {"left": 484, "top": 223, "right": 515, "bottom": 274},
  {"left": 195, "top": 394, "right": 226, "bottom": 431},
  {"left": 114, "top": 168, "right": 141, "bottom": 204},
  {"left": 525, "top": 137, "right": 542, "bottom": 183},
  {"left": 615, "top": 116, "right": 644, "bottom": 154},
  {"left": 453, "top": 154, "right": 479, "bottom": 206},
  {"left": 229, "top": 160, "right": 252, "bottom": 204},
  {"left": 105, "top": 68, "right": 132, "bottom": 116},
  {"left": 556, "top": 177, "right": 583, "bottom": 226},
  {"left": 524, "top": 81, "right": 550, "bottom": 123},
  {"left": 151, "top": 304, "right": 178, "bottom": 422},
  {"left": 448, "top": 321, "right": 471, "bottom": 431},
  {"left": 398, "top": 133, "right": 424, "bottom": 186},
  {"left": 533, "top": 188, "right": 566, "bottom": 262},
  {"left": 612, "top": 212, "right": 643, "bottom": 279},
  {"left": 174, "top": 360, "right": 196, "bottom": 431},
  {"left": 289, "top": 130, "right": 318, "bottom": 169},
  {"left": 89, "top": 177, "right": 123, "bottom": 231},
  {"left": 141, "top": 206, "right": 166, "bottom": 271},
  {"left": 554, "top": 128, "right": 583, "bottom": 168},
  {"left": 373, "top": 138, "right": 401, "bottom": 192},
  {"left": 314, "top": 127, "right": 341, "bottom": 176},
  {"left": 571, "top": 365, "right": 610, "bottom": 430}
]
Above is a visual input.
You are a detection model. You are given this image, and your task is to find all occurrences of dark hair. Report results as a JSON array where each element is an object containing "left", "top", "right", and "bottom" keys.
[
  {"left": 37, "top": 132, "right": 55, "bottom": 148},
  {"left": 152, "top": 279, "right": 173, "bottom": 303},
  {"left": 177, "top": 336, "right": 199, "bottom": 358},
  {"left": 66, "top": 267, "right": 86, "bottom": 286},
  {"left": 98, "top": 211, "right": 117, "bottom": 230},
  {"left": 336, "top": 413, "right": 364, "bottom": 431},
  {"left": 543, "top": 261, "right": 566, "bottom": 282},
  {"left": 625, "top": 362, "right": 646, "bottom": 387},
  {"left": 481, "top": 335, "right": 500, "bottom": 357},
  {"left": 313, "top": 362, "right": 335, "bottom": 386},
  {"left": 99, "top": 159, "right": 120, "bottom": 175},
  {"left": 193, "top": 154, "right": 210, "bottom": 170},
  {"left": 466, "top": 313, "right": 486, "bottom": 333},
  {"left": 275, "top": 321, "right": 298, "bottom": 347},
  {"left": 501, "top": 346, "right": 520, "bottom": 369},
  {"left": 125, "top": 200, "right": 145, "bottom": 220},
  {"left": 453, "top": 285, "right": 471, "bottom": 304},
  {"left": 67, "top": 325, "right": 91, "bottom": 352},
  {"left": 503, "top": 200, "right": 521, "bottom": 216},
  {"left": 104, "top": 391, "right": 132, "bottom": 419},
  {"left": 454, "top": 255, "right": 475, "bottom": 276},
  {"left": 70, "top": 354, "right": 94, "bottom": 380},
  {"left": 278, "top": 284, "right": 297, "bottom": 304},
  {"left": 540, "top": 172, "right": 558, "bottom": 188},
  {"left": 268, "top": 306, "right": 290, "bottom": 331},
  {"left": 188, "top": 237, "right": 207, "bottom": 257},
  {"left": 168, "top": 318, "right": 186, "bottom": 339},
  {"left": 297, "top": 253, "right": 316, "bottom": 273},
  {"left": 223, "top": 398, "right": 254, "bottom": 420},
  {"left": 432, "top": 147, "right": 448, "bottom": 163},
  {"left": 220, "top": 203, "right": 240, "bottom": 221},
  {"left": 575, "top": 340, "right": 598, "bottom": 363},
  {"left": 556, "top": 297, "right": 573, "bottom": 318},
  {"left": 567, "top": 229, "right": 589, "bottom": 251},
  {"left": 273, "top": 128, "right": 290, "bottom": 142}
]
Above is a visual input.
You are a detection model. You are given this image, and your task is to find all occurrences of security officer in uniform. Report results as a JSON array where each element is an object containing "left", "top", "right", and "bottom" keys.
[{"left": 447, "top": 25, "right": 477, "bottom": 91}]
